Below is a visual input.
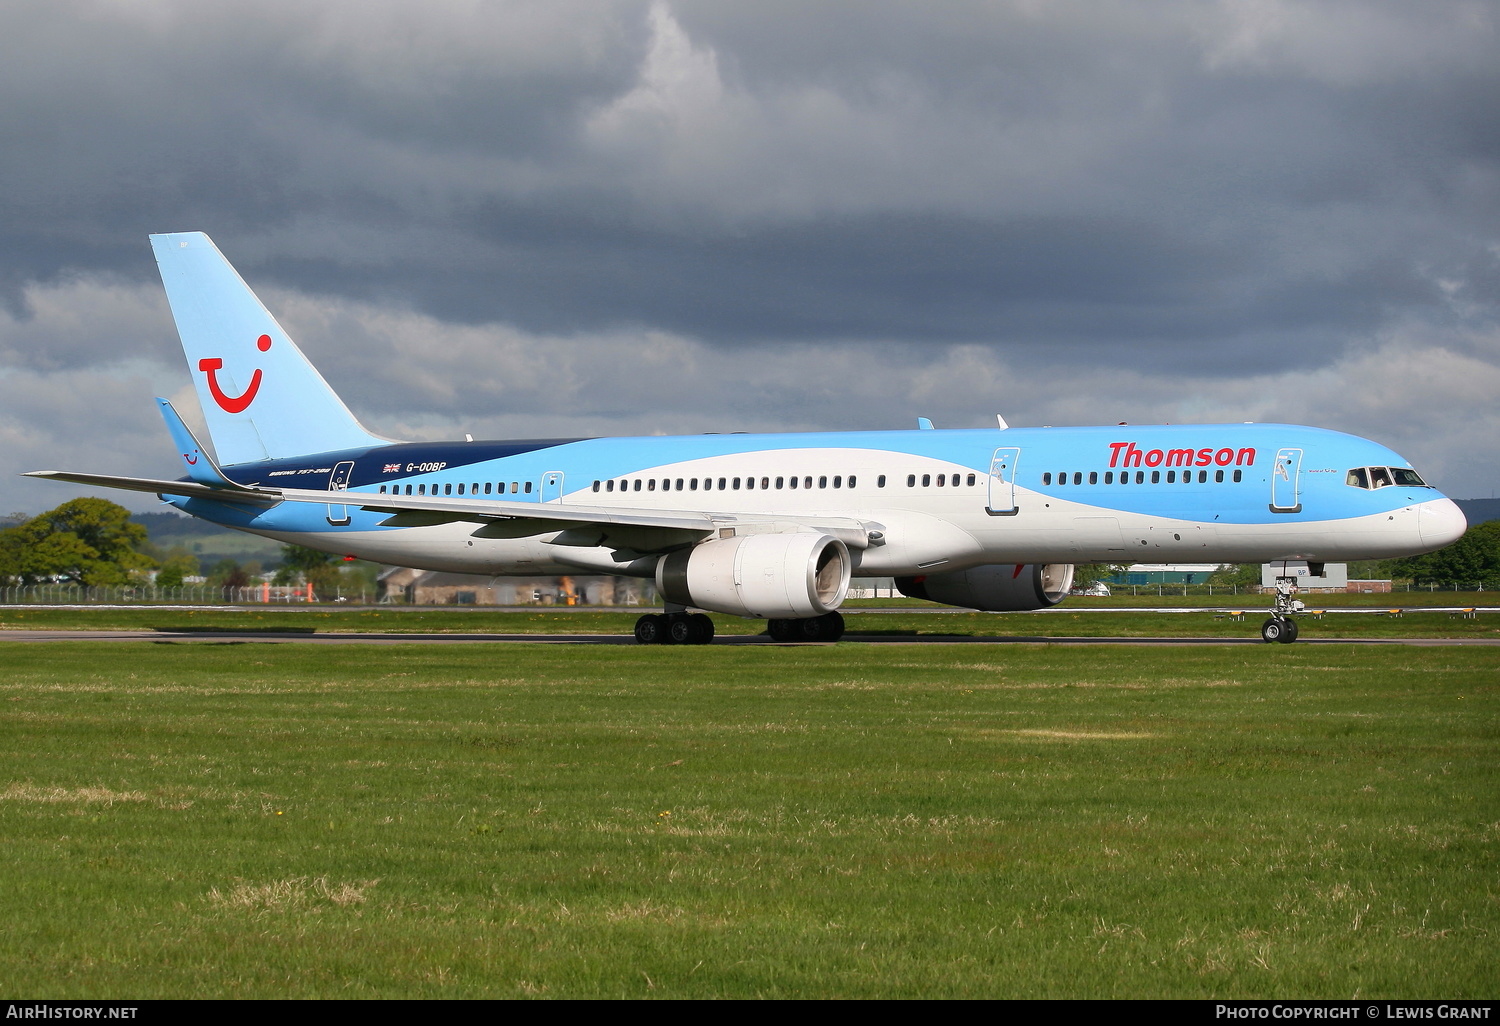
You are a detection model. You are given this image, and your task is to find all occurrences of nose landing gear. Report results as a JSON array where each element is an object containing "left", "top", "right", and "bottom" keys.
[
  {"left": 1261, "top": 575, "right": 1303, "bottom": 643},
  {"left": 1260, "top": 616, "right": 1299, "bottom": 644}
]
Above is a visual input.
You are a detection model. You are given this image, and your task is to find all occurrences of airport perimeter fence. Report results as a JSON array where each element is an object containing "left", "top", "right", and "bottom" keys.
[
  {"left": 1103, "top": 581, "right": 1492, "bottom": 597},
  {"left": 0, "top": 584, "right": 367, "bottom": 605}
]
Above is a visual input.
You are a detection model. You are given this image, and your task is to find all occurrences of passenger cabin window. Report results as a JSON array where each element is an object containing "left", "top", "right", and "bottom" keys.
[
  {"left": 878, "top": 475, "right": 886, "bottom": 487},
  {"left": 524, "top": 481, "right": 532, "bottom": 494}
]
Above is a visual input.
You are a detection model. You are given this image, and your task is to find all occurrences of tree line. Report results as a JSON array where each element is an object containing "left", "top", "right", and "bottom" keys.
[{"left": 0, "top": 498, "right": 376, "bottom": 596}]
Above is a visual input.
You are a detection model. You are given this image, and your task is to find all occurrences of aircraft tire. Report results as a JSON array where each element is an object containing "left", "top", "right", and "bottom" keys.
[
  {"left": 666, "top": 613, "right": 714, "bottom": 645},
  {"left": 688, "top": 613, "right": 715, "bottom": 644},
  {"left": 1261, "top": 617, "right": 1284, "bottom": 644},
  {"left": 799, "top": 611, "right": 846, "bottom": 642},
  {"left": 1278, "top": 618, "right": 1299, "bottom": 644},
  {"left": 635, "top": 614, "right": 672, "bottom": 645},
  {"left": 766, "top": 618, "right": 799, "bottom": 642}
]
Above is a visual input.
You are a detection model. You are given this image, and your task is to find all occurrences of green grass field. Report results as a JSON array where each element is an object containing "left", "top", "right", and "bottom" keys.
[
  {"left": 1, "top": 641, "right": 1495, "bottom": 998},
  {"left": 2, "top": 601, "right": 1496, "bottom": 640}
]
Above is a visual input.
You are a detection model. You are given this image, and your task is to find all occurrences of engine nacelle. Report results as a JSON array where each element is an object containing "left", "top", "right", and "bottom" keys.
[
  {"left": 895, "top": 563, "right": 1074, "bottom": 611},
  {"left": 656, "top": 533, "right": 851, "bottom": 619}
]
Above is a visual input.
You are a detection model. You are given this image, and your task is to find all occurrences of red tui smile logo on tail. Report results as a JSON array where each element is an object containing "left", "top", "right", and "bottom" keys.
[{"left": 199, "top": 334, "right": 271, "bottom": 413}]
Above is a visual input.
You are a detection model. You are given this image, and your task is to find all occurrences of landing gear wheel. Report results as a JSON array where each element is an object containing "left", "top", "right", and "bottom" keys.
[
  {"left": 689, "top": 612, "right": 715, "bottom": 644},
  {"left": 767, "top": 618, "right": 800, "bottom": 642},
  {"left": 1261, "top": 617, "right": 1292, "bottom": 644},
  {"left": 667, "top": 613, "right": 715, "bottom": 645},
  {"left": 634, "top": 613, "right": 670, "bottom": 645},
  {"left": 799, "top": 611, "right": 846, "bottom": 642}
]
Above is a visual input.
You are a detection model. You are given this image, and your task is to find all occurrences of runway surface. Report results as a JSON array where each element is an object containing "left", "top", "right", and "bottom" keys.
[{"left": 2, "top": 629, "right": 1496, "bottom": 646}]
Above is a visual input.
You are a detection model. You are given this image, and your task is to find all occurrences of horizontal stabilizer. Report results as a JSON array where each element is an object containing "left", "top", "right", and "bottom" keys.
[{"left": 23, "top": 470, "right": 280, "bottom": 506}]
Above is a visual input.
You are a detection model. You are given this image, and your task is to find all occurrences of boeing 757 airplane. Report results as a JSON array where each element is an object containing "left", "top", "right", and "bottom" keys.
[{"left": 27, "top": 233, "right": 1468, "bottom": 644}]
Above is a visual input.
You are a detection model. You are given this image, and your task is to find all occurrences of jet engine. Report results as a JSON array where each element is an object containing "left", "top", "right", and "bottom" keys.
[
  {"left": 895, "top": 563, "right": 1074, "bottom": 611},
  {"left": 656, "top": 533, "right": 851, "bottom": 619}
]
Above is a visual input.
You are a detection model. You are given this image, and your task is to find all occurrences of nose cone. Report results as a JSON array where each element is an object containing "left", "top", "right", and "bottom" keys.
[{"left": 1418, "top": 498, "right": 1467, "bottom": 550}]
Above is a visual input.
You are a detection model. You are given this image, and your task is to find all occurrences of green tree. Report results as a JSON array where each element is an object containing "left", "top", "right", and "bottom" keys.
[
  {"left": 153, "top": 549, "right": 200, "bottom": 590},
  {"left": 1386, "top": 520, "right": 1500, "bottom": 589},
  {"left": 1208, "top": 563, "right": 1262, "bottom": 588},
  {"left": 0, "top": 498, "right": 155, "bottom": 586},
  {"left": 208, "top": 558, "right": 253, "bottom": 595},
  {"left": 1072, "top": 563, "right": 1129, "bottom": 588},
  {"left": 275, "top": 544, "right": 343, "bottom": 598}
]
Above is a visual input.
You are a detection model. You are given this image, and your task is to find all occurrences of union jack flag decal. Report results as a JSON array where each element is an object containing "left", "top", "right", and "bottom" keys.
[{"left": 382, "top": 463, "right": 402, "bottom": 473}]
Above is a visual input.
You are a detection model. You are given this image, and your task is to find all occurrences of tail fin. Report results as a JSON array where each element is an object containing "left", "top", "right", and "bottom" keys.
[{"left": 149, "top": 232, "right": 387, "bottom": 465}]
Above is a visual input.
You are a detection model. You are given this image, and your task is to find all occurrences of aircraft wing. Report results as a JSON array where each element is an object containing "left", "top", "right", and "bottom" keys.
[{"left": 23, "top": 472, "right": 881, "bottom": 549}]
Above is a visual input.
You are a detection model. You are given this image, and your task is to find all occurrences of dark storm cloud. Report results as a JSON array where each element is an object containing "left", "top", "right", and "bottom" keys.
[{"left": 1, "top": 0, "right": 1497, "bottom": 511}]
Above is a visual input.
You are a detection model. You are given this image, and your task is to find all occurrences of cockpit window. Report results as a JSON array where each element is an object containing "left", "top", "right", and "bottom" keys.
[{"left": 1347, "top": 466, "right": 1430, "bottom": 489}]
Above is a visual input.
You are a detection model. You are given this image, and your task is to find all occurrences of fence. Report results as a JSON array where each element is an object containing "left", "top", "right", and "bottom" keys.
[
  {"left": 0, "top": 584, "right": 367, "bottom": 605},
  {"left": 1099, "top": 581, "right": 1492, "bottom": 597}
]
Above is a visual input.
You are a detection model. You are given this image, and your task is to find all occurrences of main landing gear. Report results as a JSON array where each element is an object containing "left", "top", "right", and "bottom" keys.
[
  {"left": 766, "top": 611, "right": 845, "bottom": 643},
  {"left": 634, "top": 612, "right": 715, "bottom": 645},
  {"left": 630, "top": 610, "right": 848, "bottom": 645}
]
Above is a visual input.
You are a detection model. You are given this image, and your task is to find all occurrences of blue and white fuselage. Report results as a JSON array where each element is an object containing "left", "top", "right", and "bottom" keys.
[
  {"left": 27, "top": 232, "right": 1467, "bottom": 642},
  {"left": 167, "top": 424, "right": 1462, "bottom": 576}
]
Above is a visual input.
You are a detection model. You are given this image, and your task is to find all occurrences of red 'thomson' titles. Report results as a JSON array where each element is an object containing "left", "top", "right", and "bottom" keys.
[{"left": 1107, "top": 442, "right": 1256, "bottom": 469}]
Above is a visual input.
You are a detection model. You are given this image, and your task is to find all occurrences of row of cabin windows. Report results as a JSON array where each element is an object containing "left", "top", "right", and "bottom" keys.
[
  {"left": 1044, "top": 468, "right": 1243, "bottom": 486},
  {"left": 907, "top": 473, "right": 978, "bottom": 488},
  {"left": 377, "top": 481, "right": 532, "bottom": 496},
  {"left": 593, "top": 474, "right": 869, "bottom": 493}
]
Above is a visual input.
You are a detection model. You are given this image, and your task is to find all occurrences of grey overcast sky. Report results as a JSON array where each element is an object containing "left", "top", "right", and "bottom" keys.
[{"left": 3, "top": 0, "right": 1498, "bottom": 514}]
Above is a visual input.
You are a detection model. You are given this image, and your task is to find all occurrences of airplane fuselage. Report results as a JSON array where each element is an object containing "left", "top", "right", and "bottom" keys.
[{"left": 167, "top": 422, "right": 1464, "bottom": 577}]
